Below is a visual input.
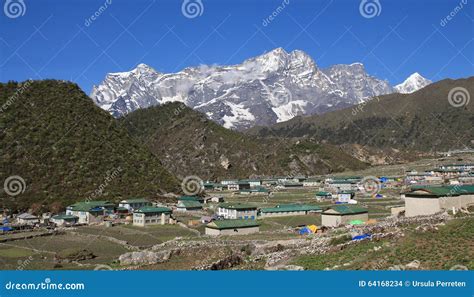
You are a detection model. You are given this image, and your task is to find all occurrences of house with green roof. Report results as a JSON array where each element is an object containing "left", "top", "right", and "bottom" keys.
[
  {"left": 203, "top": 182, "right": 224, "bottom": 191},
  {"left": 240, "top": 179, "right": 261, "bottom": 187},
  {"left": 66, "top": 201, "right": 115, "bottom": 224},
  {"left": 50, "top": 214, "right": 79, "bottom": 226},
  {"left": 327, "top": 179, "right": 358, "bottom": 192},
  {"left": 118, "top": 198, "right": 151, "bottom": 212},
  {"left": 321, "top": 205, "right": 368, "bottom": 227},
  {"left": 404, "top": 185, "right": 474, "bottom": 217},
  {"left": 176, "top": 200, "right": 203, "bottom": 212},
  {"left": 217, "top": 203, "right": 257, "bottom": 220},
  {"left": 260, "top": 204, "right": 322, "bottom": 218},
  {"left": 177, "top": 196, "right": 205, "bottom": 203},
  {"left": 205, "top": 219, "right": 260, "bottom": 236},
  {"left": 239, "top": 187, "right": 269, "bottom": 195},
  {"left": 303, "top": 178, "right": 321, "bottom": 187},
  {"left": 132, "top": 206, "right": 173, "bottom": 226},
  {"left": 315, "top": 191, "right": 333, "bottom": 200}
]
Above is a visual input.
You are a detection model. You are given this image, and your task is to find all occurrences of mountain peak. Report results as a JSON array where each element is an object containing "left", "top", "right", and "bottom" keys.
[
  {"left": 91, "top": 49, "right": 404, "bottom": 129},
  {"left": 395, "top": 72, "right": 432, "bottom": 94}
]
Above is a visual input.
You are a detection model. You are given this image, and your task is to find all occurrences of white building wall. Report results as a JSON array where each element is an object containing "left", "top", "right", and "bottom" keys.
[{"left": 405, "top": 197, "right": 441, "bottom": 217}]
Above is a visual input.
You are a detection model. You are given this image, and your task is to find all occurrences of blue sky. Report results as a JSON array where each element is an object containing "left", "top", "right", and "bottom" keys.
[{"left": 0, "top": 0, "right": 473, "bottom": 93}]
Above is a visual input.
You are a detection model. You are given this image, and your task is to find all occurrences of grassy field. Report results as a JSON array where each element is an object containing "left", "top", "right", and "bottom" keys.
[
  {"left": 259, "top": 215, "right": 321, "bottom": 231},
  {"left": 294, "top": 217, "right": 474, "bottom": 270},
  {"left": 4, "top": 233, "right": 128, "bottom": 266},
  {"left": 74, "top": 224, "right": 198, "bottom": 247}
]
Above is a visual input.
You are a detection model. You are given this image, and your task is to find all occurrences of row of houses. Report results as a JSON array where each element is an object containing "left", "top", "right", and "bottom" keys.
[
  {"left": 204, "top": 176, "right": 323, "bottom": 191},
  {"left": 404, "top": 165, "right": 474, "bottom": 185},
  {"left": 205, "top": 204, "right": 370, "bottom": 235}
]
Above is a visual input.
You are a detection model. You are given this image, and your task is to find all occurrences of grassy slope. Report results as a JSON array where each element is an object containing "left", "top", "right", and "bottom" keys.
[
  {"left": 249, "top": 77, "right": 474, "bottom": 152},
  {"left": 0, "top": 80, "right": 178, "bottom": 210},
  {"left": 120, "top": 102, "right": 368, "bottom": 179},
  {"left": 294, "top": 217, "right": 474, "bottom": 270}
]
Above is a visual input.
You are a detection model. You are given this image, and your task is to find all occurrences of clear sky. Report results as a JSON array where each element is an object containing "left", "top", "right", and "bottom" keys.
[{"left": 1, "top": 0, "right": 473, "bottom": 93}]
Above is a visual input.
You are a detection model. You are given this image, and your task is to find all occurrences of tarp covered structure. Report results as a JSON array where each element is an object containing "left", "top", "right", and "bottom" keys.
[{"left": 352, "top": 233, "right": 371, "bottom": 240}]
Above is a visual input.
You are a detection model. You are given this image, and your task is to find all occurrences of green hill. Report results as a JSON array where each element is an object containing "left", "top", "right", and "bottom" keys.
[
  {"left": 120, "top": 102, "right": 368, "bottom": 179},
  {"left": 248, "top": 77, "right": 474, "bottom": 153},
  {"left": 0, "top": 80, "right": 178, "bottom": 211}
]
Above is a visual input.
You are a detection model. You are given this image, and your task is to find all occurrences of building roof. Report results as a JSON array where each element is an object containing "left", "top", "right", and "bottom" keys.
[
  {"left": 178, "top": 196, "right": 204, "bottom": 201},
  {"left": 51, "top": 214, "right": 78, "bottom": 220},
  {"left": 240, "top": 187, "right": 269, "bottom": 193},
  {"left": 316, "top": 191, "right": 332, "bottom": 196},
  {"left": 260, "top": 204, "right": 322, "bottom": 213},
  {"left": 323, "top": 205, "right": 368, "bottom": 215},
  {"left": 406, "top": 185, "right": 474, "bottom": 198},
  {"left": 177, "top": 201, "right": 203, "bottom": 208},
  {"left": 134, "top": 206, "right": 172, "bottom": 214},
  {"left": 206, "top": 219, "right": 260, "bottom": 230},
  {"left": 17, "top": 213, "right": 38, "bottom": 220},
  {"left": 330, "top": 180, "right": 357, "bottom": 184},
  {"left": 218, "top": 203, "right": 257, "bottom": 210},
  {"left": 120, "top": 198, "right": 150, "bottom": 204},
  {"left": 67, "top": 201, "right": 115, "bottom": 212},
  {"left": 239, "top": 179, "right": 261, "bottom": 183},
  {"left": 329, "top": 176, "right": 362, "bottom": 182}
]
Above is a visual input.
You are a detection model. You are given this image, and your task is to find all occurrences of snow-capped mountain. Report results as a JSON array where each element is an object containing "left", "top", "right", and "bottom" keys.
[
  {"left": 90, "top": 48, "right": 429, "bottom": 130},
  {"left": 394, "top": 72, "right": 432, "bottom": 94}
]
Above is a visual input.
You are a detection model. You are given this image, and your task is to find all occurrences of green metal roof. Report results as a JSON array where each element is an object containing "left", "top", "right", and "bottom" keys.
[
  {"left": 134, "top": 206, "right": 172, "bottom": 214},
  {"left": 406, "top": 185, "right": 474, "bottom": 198},
  {"left": 178, "top": 196, "right": 204, "bottom": 201},
  {"left": 120, "top": 198, "right": 149, "bottom": 204},
  {"left": 67, "top": 201, "right": 114, "bottom": 212},
  {"left": 240, "top": 187, "right": 268, "bottom": 193},
  {"left": 218, "top": 203, "right": 257, "bottom": 210},
  {"left": 260, "top": 204, "right": 322, "bottom": 213},
  {"left": 323, "top": 205, "right": 368, "bottom": 215},
  {"left": 316, "top": 191, "right": 332, "bottom": 196},
  {"left": 51, "top": 214, "right": 78, "bottom": 220},
  {"left": 177, "top": 201, "right": 203, "bottom": 208},
  {"left": 331, "top": 180, "right": 357, "bottom": 184},
  {"left": 206, "top": 219, "right": 260, "bottom": 230}
]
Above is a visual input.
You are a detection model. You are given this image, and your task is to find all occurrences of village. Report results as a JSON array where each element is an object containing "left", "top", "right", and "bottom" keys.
[{"left": 1, "top": 158, "right": 473, "bottom": 270}]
